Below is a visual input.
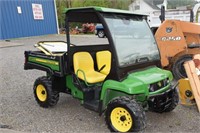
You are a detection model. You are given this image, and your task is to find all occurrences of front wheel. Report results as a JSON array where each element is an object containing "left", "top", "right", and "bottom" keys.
[
  {"left": 33, "top": 76, "right": 59, "bottom": 108},
  {"left": 164, "top": 89, "right": 179, "bottom": 112},
  {"left": 105, "top": 97, "right": 146, "bottom": 132},
  {"left": 148, "top": 88, "right": 179, "bottom": 113}
]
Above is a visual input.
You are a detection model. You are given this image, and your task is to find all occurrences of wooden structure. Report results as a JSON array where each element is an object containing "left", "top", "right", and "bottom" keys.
[{"left": 184, "top": 54, "right": 200, "bottom": 112}]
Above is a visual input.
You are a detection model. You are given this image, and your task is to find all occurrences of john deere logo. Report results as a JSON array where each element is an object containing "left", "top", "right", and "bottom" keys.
[{"left": 166, "top": 27, "right": 172, "bottom": 33}]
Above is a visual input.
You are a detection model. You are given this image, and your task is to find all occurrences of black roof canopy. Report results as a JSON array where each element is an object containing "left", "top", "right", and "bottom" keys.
[{"left": 65, "top": 7, "right": 147, "bottom": 23}]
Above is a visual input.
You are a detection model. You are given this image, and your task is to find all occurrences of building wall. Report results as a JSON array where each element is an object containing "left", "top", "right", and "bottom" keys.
[
  {"left": 140, "top": 1, "right": 157, "bottom": 12},
  {"left": 129, "top": 0, "right": 159, "bottom": 13},
  {"left": 0, "top": 0, "right": 58, "bottom": 40}
]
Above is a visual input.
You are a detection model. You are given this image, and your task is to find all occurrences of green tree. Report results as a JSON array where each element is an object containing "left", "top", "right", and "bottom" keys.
[
  {"left": 56, "top": 0, "right": 66, "bottom": 28},
  {"left": 56, "top": 0, "right": 134, "bottom": 28},
  {"left": 108, "top": 0, "right": 133, "bottom": 10},
  {"left": 71, "top": 0, "right": 133, "bottom": 10},
  {"left": 168, "top": 0, "right": 196, "bottom": 9},
  {"left": 72, "top": 0, "right": 109, "bottom": 7}
]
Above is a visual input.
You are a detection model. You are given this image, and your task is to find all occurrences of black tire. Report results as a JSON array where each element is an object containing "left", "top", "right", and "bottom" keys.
[
  {"left": 105, "top": 96, "right": 146, "bottom": 132},
  {"left": 97, "top": 30, "right": 105, "bottom": 38},
  {"left": 33, "top": 76, "right": 59, "bottom": 108},
  {"left": 172, "top": 54, "right": 193, "bottom": 80},
  {"left": 164, "top": 89, "right": 179, "bottom": 112}
]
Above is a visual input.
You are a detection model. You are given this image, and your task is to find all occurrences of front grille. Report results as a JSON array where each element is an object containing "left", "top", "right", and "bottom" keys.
[{"left": 149, "top": 78, "right": 169, "bottom": 92}]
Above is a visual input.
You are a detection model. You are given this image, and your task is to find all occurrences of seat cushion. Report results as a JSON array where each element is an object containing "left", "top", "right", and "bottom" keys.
[
  {"left": 73, "top": 52, "right": 107, "bottom": 84},
  {"left": 77, "top": 70, "right": 106, "bottom": 83}
]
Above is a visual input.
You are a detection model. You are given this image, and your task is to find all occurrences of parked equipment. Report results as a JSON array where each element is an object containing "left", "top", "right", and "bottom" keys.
[
  {"left": 155, "top": 20, "right": 200, "bottom": 79},
  {"left": 150, "top": 4, "right": 200, "bottom": 32},
  {"left": 24, "top": 7, "right": 178, "bottom": 132},
  {"left": 134, "top": 3, "right": 200, "bottom": 33},
  {"left": 178, "top": 79, "right": 195, "bottom": 105}
]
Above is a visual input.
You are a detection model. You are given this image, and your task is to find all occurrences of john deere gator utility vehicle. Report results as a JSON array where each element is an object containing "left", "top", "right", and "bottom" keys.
[{"left": 24, "top": 7, "right": 178, "bottom": 132}]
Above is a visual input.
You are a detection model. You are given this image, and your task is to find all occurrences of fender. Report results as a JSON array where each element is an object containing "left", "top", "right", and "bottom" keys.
[{"left": 100, "top": 79, "right": 148, "bottom": 112}]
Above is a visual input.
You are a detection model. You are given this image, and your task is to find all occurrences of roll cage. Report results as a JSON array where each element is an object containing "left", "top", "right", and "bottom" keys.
[{"left": 65, "top": 7, "right": 161, "bottom": 81}]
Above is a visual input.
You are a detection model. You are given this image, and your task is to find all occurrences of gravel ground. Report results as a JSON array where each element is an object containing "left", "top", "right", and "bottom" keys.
[{"left": 0, "top": 34, "right": 199, "bottom": 133}]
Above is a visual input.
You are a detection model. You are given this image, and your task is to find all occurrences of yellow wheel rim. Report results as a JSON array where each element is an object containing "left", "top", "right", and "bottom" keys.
[
  {"left": 36, "top": 84, "right": 47, "bottom": 102},
  {"left": 110, "top": 107, "right": 133, "bottom": 132}
]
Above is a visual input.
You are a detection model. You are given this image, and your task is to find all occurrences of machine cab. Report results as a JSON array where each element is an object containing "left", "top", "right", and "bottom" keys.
[{"left": 66, "top": 7, "right": 161, "bottom": 81}]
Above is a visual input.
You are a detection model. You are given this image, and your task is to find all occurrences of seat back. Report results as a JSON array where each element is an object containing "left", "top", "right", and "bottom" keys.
[
  {"left": 73, "top": 52, "right": 94, "bottom": 75},
  {"left": 73, "top": 52, "right": 107, "bottom": 84},
  {"left": 96, "top": 50, "right": 111, "bottom": 75}
]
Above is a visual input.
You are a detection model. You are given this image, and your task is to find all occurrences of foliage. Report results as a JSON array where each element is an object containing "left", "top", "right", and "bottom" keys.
[
  {"left": 56, "top": 0, "right": 198, "bottom": 28},
  {"left": 56, "top": 0, "right": 133, "bottom": 28},
  {"left": 72, "top": 0, "right": 110, "bottom": 7},
  {"left": 168, "top": 0, "right": 196, "bottom": 9},
  {"left": 56, "top": 0, "right": 67, "bottom": 28}
]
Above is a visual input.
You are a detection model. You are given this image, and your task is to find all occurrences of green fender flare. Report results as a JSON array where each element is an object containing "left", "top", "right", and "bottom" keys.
[{"left": 100, "top": 80, "right": 148, "bottom": 112}]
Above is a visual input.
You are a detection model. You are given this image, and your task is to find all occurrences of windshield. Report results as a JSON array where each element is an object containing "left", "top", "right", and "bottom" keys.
[{"left": 103, "top": 14, "right": 160, "bottom": 67}]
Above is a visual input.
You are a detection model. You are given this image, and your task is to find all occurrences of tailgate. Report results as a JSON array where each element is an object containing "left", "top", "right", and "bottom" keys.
[{"left": 24, "top": 51, "right": 67, "bottom": 77}]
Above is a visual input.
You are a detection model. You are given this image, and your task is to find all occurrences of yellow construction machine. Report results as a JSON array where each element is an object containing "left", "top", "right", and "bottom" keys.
[
  {"left": 155, "top": 20, "right": 200, "bottom": 80},
  {"left": 178, "top": 78, "right": 195, "bottom": 105}
]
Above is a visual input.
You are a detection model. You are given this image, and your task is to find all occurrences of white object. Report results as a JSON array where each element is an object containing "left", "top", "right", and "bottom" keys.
[
  {"left": 37, "top": 42, "right": 67, "bottom": 53},
  {"left": 129, "top": 1, "right": 200, "bottom": 28},
  {"left": 53, "top": 0, "right": 60, "bottom": 34},
  {"left": 32, "top": 3, "right": 44, "bottom": 20},
  {"left": 17, "top": 6, "right": 22, "bottom": 14}
]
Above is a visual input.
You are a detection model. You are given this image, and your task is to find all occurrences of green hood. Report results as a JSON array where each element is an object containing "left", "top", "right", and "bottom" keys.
[
  {"left": 120, "top": 66, "right": 173, "bottom": 94},
  {"left": 100, "top": 66, "right": 173, "bottom": 103},
  {"left": 127, "top": 67, "right": 172, "bottom": 84},
  {"left": 102, "top": 66, "right": 173, "bottom": 96}
]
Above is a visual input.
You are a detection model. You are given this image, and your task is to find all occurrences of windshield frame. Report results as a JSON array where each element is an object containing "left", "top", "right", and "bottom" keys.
[
  {"left": 65, "top": 8, "right": 162, "bottom": 81},
  {"left": 102, "top": 13, "right": 161, "bottom": 68}
]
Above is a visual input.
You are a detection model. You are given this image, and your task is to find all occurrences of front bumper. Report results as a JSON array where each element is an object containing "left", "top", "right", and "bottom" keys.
[{"left": 147, "top": 83, "right": 178, "bottom": 113}]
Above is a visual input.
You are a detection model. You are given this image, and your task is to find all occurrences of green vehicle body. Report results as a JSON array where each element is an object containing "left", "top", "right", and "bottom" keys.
[
  {"left": 64, "top": 66, "right": 173, "bottom": 111},
  {"left": 26, "top": 50, "right": 174, "bottom": 113},
  {"left": 28, "top": 56, "right": 60, "bottom": 71},
  {"left": 24, "top": 7, "right": 178, "bottom": 132}
]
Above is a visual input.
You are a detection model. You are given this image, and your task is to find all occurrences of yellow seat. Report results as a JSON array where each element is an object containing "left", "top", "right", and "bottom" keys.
[
  {"left": 96, "top": 50, "right": 111, "bottom": 75},
  {"left": 73, "top": 52, "right": 106, "bottom": 84}
]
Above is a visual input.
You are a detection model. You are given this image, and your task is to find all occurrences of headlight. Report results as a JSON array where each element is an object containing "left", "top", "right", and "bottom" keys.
[{"left": 149, "top": 78, "right": 169, "bottom": 92}]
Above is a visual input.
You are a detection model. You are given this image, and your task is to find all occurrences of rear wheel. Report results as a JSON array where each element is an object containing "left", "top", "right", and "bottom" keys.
[
  {"left": 172, "top": 55, "right": 193, "bottom": 80},
  {"left": 97, "top": 30, "right": 105, "bottom": 38},
  {"left": 33, "top": 76, "right": 59, "bottom": 108},
  {"left": 105, "top": 97, "right": 146, "bottom": 132}
]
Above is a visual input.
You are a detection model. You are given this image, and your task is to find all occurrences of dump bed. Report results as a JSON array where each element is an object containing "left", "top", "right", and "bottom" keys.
[{"left": 24, "top": 41, "right": 68, "bottom": 77}]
